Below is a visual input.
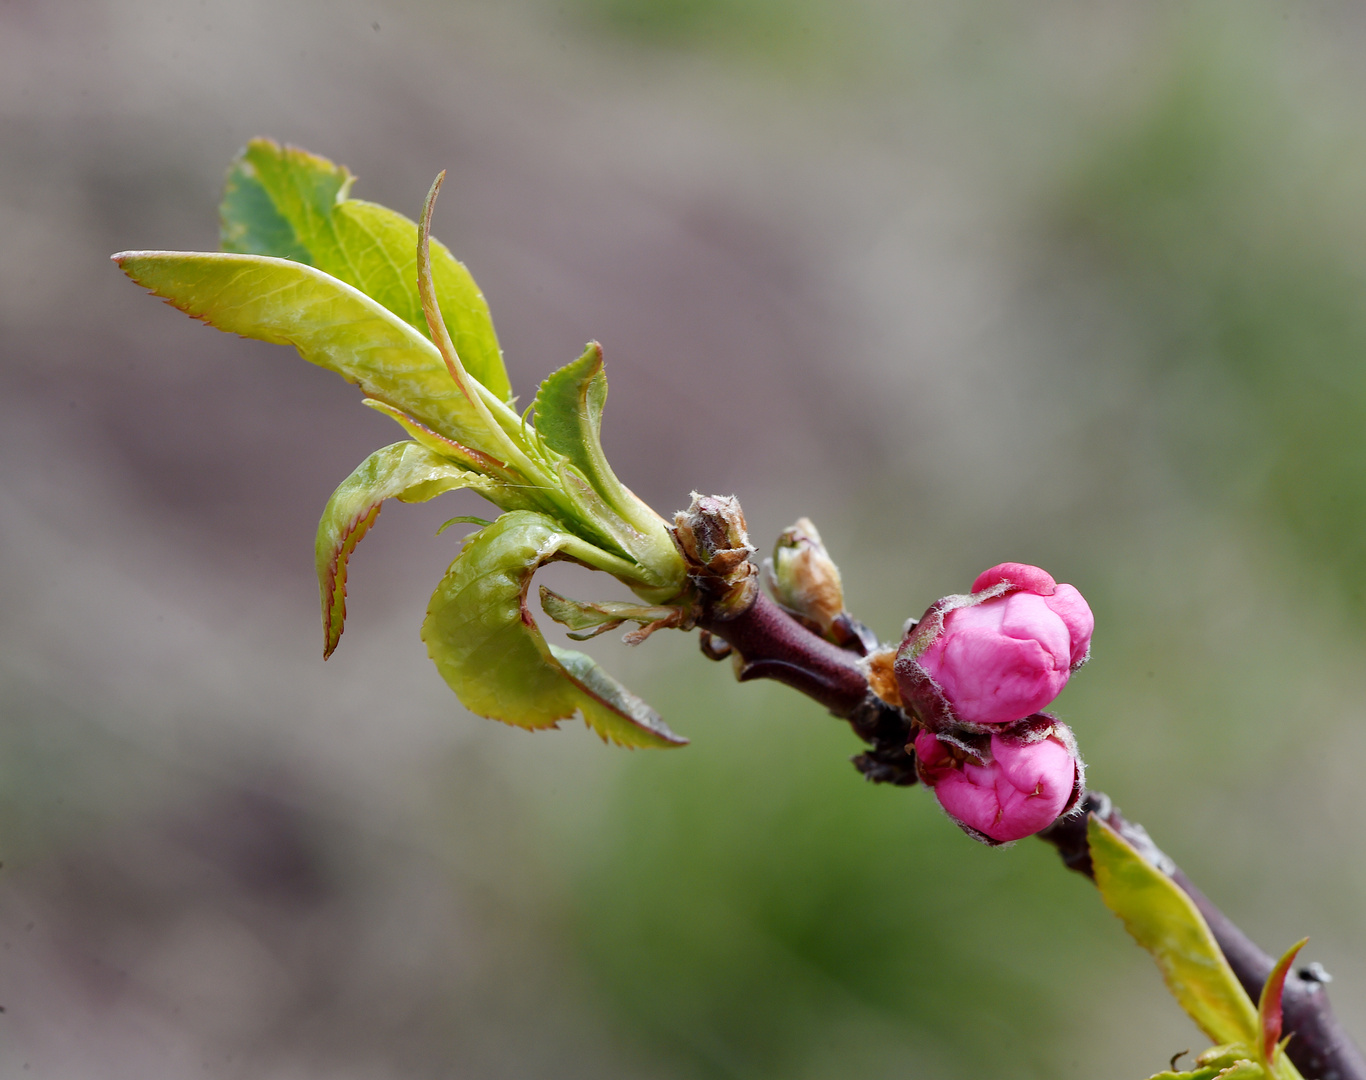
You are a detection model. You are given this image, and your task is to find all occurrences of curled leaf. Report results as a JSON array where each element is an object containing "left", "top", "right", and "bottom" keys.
[
  {"left": 436, "top": 515, "right": 495, "bottom": 535},
  {"left": 422, "top": 512, "right": 686, "bottom": 747},
  {"left": 317, "top": 441, "right": 506, "bottom": 657}
]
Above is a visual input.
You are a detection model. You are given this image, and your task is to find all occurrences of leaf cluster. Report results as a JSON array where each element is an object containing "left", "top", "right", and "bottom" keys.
[{"left": 116, "top": 139, "right": 692, "bottom": 747}]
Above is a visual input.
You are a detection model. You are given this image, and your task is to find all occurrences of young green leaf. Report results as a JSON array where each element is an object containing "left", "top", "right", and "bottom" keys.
[
  {"left": 113, "top": 251, "right": 510, "bottom": 461},
  {"left": 1208, "top": 1063, "right": 1264, "bottom": 1080},
  {"left": 534, "top": 343, "right": 661, "bottom": 533},
  {"left": 221, "top": 138, "right": 511, "bottom": 401},
  {"left": 533, "top": 343, "right": 615, "bottom": 492},
  {"left": 1143, "top": 1066, "right": 1244, "bottom": 1080},
  {"left": 538, "top": 586, "right": 681, "bottom": 640},
  {"left": 532, "top": 343, "right": 686, "bottom": 584},
  {"left": 1257, "top": 939, "right": 1308, "bottom": 1069},
  {"left": 361, "top": 398, "right": 512, "bottom": 478},
  {"left": 317, "top": 441, "right": 525, "bottom": 657},
  {"left": 1090, "top": 815, "right": 1260, "bottom": 1047},
  {"left": 1197, "top": 1045, "right": 1261, "bottom": 1072},
  {"left": 421, "top": 511, "right": 687, "bottom": 748}
]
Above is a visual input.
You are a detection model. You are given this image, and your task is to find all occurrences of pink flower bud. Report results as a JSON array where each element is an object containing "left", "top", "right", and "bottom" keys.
[
  {"left": 914, "top": 722, "right": 1081, "bottom": 844},
  {"left": 894, "top": 563, "right": 1093, "bottom": 730}
]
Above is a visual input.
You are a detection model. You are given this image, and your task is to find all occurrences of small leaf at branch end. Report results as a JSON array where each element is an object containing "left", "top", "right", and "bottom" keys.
[
  {"left": 317, "top": 441, "right": 492, "bottom": 658},
  {"left": 1258, "top": 938, "right": 1308, "bottom": 1066},
  {"left": 1143, "top": 1045, "right": 1267, "bottom": 1080},
  {"left": 421, "top": 511, "right": 686, "bottom": 747},
  {"left": 531, "top": 343, "right": 683, "bottom": 584},
  {"left": 533, "top": 343, "right": 607, "bottom": 476},
  {"left": 1143, "top": 1066, "right": 1233, "bottom": 1080},
  {"left": 539, "top": 586, "right": 678, "bottom": 634},
  {"left": 1089, "top": 815, "right": 1260, "bottom": 1048},
  {"left": 220, "top": 138, "right": 511, "bottom": 401},
  {"left": 1214, "top": 1062, "right": 1267, "bottom": 1080},
  {"left": 533, "top": 343, "right": 637, "bottom": 519}
]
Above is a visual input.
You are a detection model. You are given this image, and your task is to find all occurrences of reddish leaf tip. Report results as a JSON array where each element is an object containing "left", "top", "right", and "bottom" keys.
[{"left": 1260, "top": 937, "right": 1309, "bottom": 1062}]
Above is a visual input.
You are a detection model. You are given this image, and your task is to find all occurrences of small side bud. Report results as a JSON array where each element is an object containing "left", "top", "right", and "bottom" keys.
[
  {"left": 674, "top": 493, "right": 755, "bottom": 573},
  {"left": 764, "top": 517, "right": 845, "bottom": 636},
  {"left": 672, "top": 492, "right": 758, "bottom": 619}
]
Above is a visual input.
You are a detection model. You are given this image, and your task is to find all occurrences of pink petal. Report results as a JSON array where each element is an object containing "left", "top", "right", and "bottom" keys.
[
  {"left": 928, "top": 617, "right": 1065, "bottom": 725},
  {"left": 1042, "top": 584, "right": 1094, "bottom": 668},
  {"left": 972, "top": 562, "right": 1056, "bottom": 596}
]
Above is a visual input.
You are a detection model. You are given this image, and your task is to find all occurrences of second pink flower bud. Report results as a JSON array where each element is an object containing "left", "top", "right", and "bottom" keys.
[{"left": 914, "top": 721, "right": 1082, "bottom": 844}]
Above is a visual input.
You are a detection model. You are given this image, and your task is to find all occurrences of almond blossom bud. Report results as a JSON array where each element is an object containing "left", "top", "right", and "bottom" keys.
[
  {"left": 913, "top": 720, "right": 1082, "bottom": 844},
  {"left": 894, "top": 562, "right": 1093, "bottom": 731}
]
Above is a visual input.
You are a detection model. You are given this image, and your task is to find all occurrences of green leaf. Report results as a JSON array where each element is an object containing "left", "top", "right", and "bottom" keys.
[
  {"left": 220, "top": 138, "right": 511, "bottom": 401},
  {"left": 360, "top": 397, "right": 511, "bottom": 477},
  {"left": 1199, "top": 1045, "right": 1260, "bottom": 1071},
  {"left": 532, "top": 342, "right": 685, "bottom": 582},
  {"left": 1213, "top": 1063, "right": 1267, "bottom": 1080},
  {"left": 1090, "top": 816, "right": 1260, "bottom": 1047},
  {"left": 317, "top": 441, "right": 513, "bottom": 658},
  {"left": 539, "top": 585, "right": 680, "bottom": 640},
  {"left": 113, "top": 251, "right": 510, "bottom": 462},
  {"left": 220, "top": 148, "right": 317, "bottom": 264},
  {"left": 421, "top": 511, "right": 687, "bottom": 748},
  {"left": 533, "top": 343, "right": 641, "bottom": 522},
  {"left": 436, "top": 515, "right": 495, "bottom": 535},
  {"left": 533, "top": 343, "right": 614, "bottom": 494},
  {"left": 219, "top": 140, "right": 353, "bottom": 265}
]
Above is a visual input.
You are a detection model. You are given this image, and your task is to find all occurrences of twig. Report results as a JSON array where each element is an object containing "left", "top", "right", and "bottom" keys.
[{"left": 697, "top": 588, "right": 1365, "bottom": 1080}]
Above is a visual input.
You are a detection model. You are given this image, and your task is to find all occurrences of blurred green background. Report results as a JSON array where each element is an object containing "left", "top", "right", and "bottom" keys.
[{"left": 2, "top": 1, "right": 1365, "bottom": 1077}]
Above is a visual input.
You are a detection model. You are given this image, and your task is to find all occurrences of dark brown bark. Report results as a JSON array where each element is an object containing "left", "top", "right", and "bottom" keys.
[{"left": 698, "top": 590, "right": 871, "bottom": 715}]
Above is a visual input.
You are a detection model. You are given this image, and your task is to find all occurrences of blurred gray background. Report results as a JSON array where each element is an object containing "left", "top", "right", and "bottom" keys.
[{"left": 3, "top": 1, "right": 1366, "bottom": 1077}]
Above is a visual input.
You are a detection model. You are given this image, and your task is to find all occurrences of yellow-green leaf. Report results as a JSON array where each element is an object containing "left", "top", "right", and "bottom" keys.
[
  {"left": 532, "top": 343, "right": 685, "bottom": 584},
  {"left": 421, "top": 511, "right": 686, "bottom": 748},
  {"left": 1213, "top": 1062, "right": 1267, "bottom": 1080},
  {"left": 220, "top": 138, "right": 511, "bottom": 401},
  {"left": 1090, "top": 816, "right": 1260, "bottom": 1047},
  {"left": 539, "top": 585, "right": 679, "bottom": 640},
  {"left": 113, "top": 251, "right": 507, "bottom": 460},
  {"left": 317, "top": 441, "right": 516, "bottom": 658}
]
